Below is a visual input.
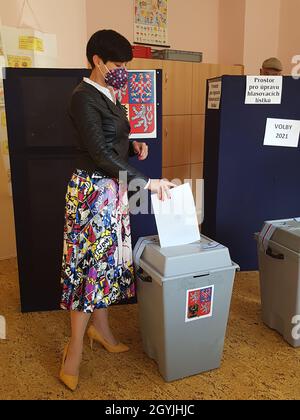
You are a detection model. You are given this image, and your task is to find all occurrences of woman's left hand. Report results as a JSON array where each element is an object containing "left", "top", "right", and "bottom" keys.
[{"left": 132, "top": 141, "right": 149, "bottom": 161}]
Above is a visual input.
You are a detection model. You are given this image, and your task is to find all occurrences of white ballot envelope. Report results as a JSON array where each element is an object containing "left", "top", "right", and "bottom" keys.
[{"left": 151, "top": 183, "right": 201, "bottom": 248}]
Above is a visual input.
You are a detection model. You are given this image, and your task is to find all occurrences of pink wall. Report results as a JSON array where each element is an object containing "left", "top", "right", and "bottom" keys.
[
  {"left": 86, "top": 0, "right": 134, "bottom": 47},
  {"left": 278, "top": 0, "right": 300, "bottom": 75},
  {"left": 0, "top": 0, "right": 87, "bottom": 68},
  {"left": 0, "top": 0, "right": 299, "bottom": 260},
  {"left": 86, "top": 0, "right": 220, "bottom": 63},
  {"left": 218, "top": 0, "right": 245, "bottom": 65},
  {"left": 86, "top": 0, "right": 299, "bottom": 74},
  {"left": 168, "top": 0, "right": 219, "bottom": 63},
  {"left": 2, "top": 1, "right": 297, "bottom": 77},
  {"left": 243, "top": 0, "right": 281, "bottom": 74},
  {"left": 220, "top": 0, "right": 300, "bottom": 75}
]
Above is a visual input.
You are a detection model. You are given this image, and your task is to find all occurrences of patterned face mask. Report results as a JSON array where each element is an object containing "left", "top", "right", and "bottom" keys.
[{"left": 104, "top": 66, "right": 128, "bottom": 90}]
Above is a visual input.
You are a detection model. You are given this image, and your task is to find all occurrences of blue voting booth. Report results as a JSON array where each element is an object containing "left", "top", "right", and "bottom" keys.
[
  {"left": 4, "top": 68, "right": 162, "bottom": 312},
  {"left": 202, "top": 76, "right": 300, "bottom": 270}
]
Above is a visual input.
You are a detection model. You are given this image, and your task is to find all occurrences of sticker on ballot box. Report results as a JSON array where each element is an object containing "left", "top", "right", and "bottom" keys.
[{"left": 185, "top": 285, "right": 214, "bottom": 323}]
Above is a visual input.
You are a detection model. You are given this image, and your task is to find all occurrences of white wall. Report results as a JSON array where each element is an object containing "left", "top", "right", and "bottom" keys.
[
  {"left": 0, "top": 0, "right": 88, "bottom": 260},
  {"left": 86, "top": 0, "right": 220, "bottom": 63},
  {"left": 0, "top": 0, "right": 87, "bottom": 68},
  {"left": 243, "top": 0, "right": 281, "bottom": 74},
  {"left": 278, "top": 0, "right": 300, "bottom": 75},
  {"left": 0, "top": 0, "right": 300, "bottom": 259},
  {"left": 218, "top": 0, "right": 245, "bottom": 65}
]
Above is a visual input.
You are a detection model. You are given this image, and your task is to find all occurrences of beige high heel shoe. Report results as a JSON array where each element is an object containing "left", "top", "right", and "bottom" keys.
[
  {"left": 59, "top": 343, "right": 79, "bottom": 392},
  {"left": 87, "top": 325, "right": 129, "bottom": 353}
]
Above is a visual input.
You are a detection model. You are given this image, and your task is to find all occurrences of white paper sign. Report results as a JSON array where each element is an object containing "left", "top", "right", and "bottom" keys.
[
  {"left": 208, "top": 80, "right": 222, "bottom": 109},
  {"left": 151, "top": 183, "right": 201, "bottom": 248},
  {"left": 0, "top": 26, "right": 57, "bottom": 68},
  {"left": 263, "top": 118, "right": 300, "bottom": 148},
  {"left": 245, "top": 76, "right": 283, "bottom": 104}
]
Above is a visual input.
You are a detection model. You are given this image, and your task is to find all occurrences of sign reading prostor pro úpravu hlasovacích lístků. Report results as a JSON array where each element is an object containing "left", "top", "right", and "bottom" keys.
[{"left": 245, "top": 76, "right": 283, "bottom": 104}]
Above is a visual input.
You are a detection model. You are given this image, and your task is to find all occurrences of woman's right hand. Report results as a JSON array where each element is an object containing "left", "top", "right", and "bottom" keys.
[{"left": 147, "top": 179, "right": 177, "bottom": 201}]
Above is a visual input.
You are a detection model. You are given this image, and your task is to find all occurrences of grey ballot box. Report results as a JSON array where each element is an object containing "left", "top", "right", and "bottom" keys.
[
  {"left": 134, "top": 235, "right": 239, "bottom": 382},
  {"left": 256, "top": 219, "right": 300, "bottom": 348}
]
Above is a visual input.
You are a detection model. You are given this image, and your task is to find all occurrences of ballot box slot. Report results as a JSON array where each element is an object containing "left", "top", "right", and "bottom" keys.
[{"left": 193, "top": 273, "right": 210, "bottom": 279}]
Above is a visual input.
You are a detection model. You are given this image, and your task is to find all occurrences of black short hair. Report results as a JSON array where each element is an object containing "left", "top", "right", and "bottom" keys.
[{"left": 87, "top": 30, "right": 133, "bottom": 67}]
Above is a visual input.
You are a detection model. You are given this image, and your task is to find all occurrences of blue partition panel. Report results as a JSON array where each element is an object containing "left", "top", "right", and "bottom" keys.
[
  {"left": 203, "top": 76, "right": 300, "bottom": 270},
  {"left": 4, "top": 68, "right": 162, "bottom": 312}
]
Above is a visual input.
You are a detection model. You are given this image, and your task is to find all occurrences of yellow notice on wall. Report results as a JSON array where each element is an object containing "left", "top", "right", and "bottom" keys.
[
  {"left": 7, "top": 55, "right": 32, "bottom": 68},
  {"left": 1, "top": 111, "right": 6, "bottom": 127},
  {"left": 19, "top": 36, "right": 44, "bottom": 52}
]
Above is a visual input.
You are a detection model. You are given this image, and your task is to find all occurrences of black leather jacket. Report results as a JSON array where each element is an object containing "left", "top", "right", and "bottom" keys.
[{"left": 69, "top": 81, "right": 148, "bottom": 184}]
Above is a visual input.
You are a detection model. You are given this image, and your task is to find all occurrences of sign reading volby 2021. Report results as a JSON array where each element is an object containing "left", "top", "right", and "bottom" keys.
[{"left": 264, "top": 118, "right": 300, "bottom": 148}]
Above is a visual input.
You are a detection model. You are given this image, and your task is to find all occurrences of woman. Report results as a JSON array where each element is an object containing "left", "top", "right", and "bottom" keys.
[{"left": 59, "top": 29, "right": 175, "bottom": 391}]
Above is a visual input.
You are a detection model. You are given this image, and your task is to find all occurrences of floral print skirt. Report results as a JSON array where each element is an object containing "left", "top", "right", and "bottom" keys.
[{"left": 60, "top": 169, "right": 135, "bottom": 313}]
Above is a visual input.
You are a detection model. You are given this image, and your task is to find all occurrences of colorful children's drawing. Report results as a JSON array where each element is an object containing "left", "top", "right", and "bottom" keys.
[{"left": 134, "top": 0, "right": 168, "bottom": 46}]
